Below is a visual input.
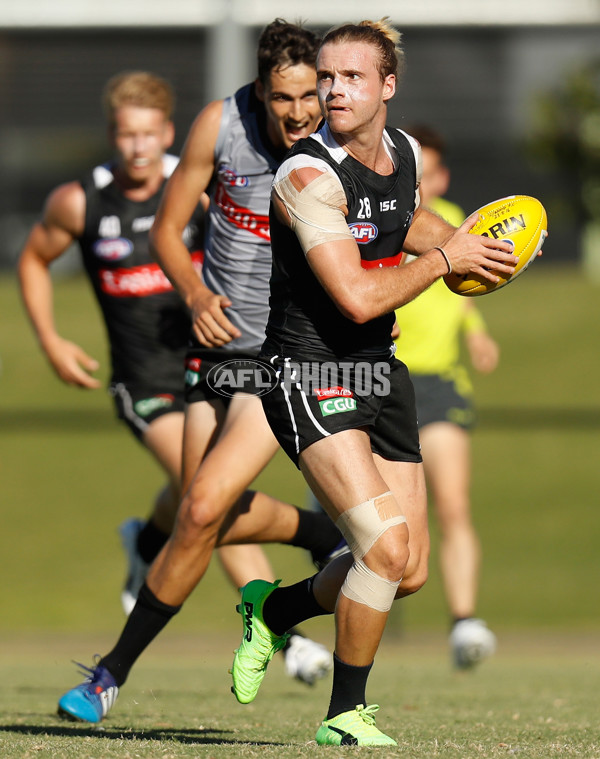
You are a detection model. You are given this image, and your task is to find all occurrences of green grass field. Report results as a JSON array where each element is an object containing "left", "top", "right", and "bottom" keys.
[
  {"left": 1, "top": 633, "right": 598, "bottom": 758},
  {"left": 1, "top": 264, "right": 599, "bottom": 757}
]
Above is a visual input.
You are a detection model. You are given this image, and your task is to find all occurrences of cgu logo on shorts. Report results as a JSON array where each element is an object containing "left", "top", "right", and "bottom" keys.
[
  {"left": 319, "top": 397, "right": 357, "bottom": 417},
  {"left": 93, "top": 237, "right": 133, "bottom": 261},
  {"left": 134, "top": 394, "right": 174, "bottom": 417},
  {"left": 315, "top": 386, "right": 357, "bottom": 417},
  {"left": 218, "top": 166, "right": 250, "bottom": 188},
  {"left": 348, "top": 222, "right": 378, "bottom": 244},
  {"left": 184, "top": 357, "right": 202, "bottom": 388}
]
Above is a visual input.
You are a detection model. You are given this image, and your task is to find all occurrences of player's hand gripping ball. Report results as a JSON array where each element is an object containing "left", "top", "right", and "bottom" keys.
[{"left": 444, "top": 195, "right": 547, "bottom": 296}]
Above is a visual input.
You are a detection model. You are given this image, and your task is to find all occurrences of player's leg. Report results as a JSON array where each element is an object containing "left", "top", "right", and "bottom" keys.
[
  {"left": 231, "top": 429, "right": 416, "bottom": 744},
  {"left": 149, "top": 393, "right": 338, "bottom": 605},
  {"left": 58, "top": 397, "right": 338, "bottom": 721},
  {"left": 315, "top": 447, "right": 427, "bottom": 746},
  {"left": 141, "top": 413, "right": 185, "bottom": 530},
  {"left": 300, "top": 432, "right": 412, "bottom": 664},
  {"left": 57, "top": 398, "right": 222, "bottom": 720},
  {"left": 217, "top": 543, "right": 274, "bottom": 587},
  {"left": 119, "top": 411, "right": 185, "bottom": 614},
  {"left": 119, "top": 399, "right": 222, "bottom": 614},
  {"left": 230, "top": 358, "right": 425, "bottom": 744},
  {"left": 109, "top": 384, "right": 185, "bottom": 611},
  {"left": 421, "top": 422, "right": 478, "bottom": 617},
  {"left": 420, "top": 421, "right": 496, "bottom": 667}
]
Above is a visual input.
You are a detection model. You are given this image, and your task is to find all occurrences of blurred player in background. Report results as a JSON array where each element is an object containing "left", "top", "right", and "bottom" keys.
[
  {"left": 18, "top": 68, "right": 333, "bottom": 702},
  {"left": 18, "top": 70, "right": 202, "bottom": 593},
  {"left": 394, "top": 125, "right": 498, "bottom": 668},
  {"left": 55, "top": 20, "right": 343, "bottom": 724},
  {"left": 229, "top": 20, "right": 517, "bottom": 746}
]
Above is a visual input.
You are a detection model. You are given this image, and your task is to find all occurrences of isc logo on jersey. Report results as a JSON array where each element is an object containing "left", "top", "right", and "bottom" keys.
[
  {"left": 93, "top": 238, "right": 133, "bottom": 261},
  {"left": 349, "top": 222, "right": 378, "bottom": 244}
]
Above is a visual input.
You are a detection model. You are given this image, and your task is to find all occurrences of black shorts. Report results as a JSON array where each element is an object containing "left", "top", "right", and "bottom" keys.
[
  {"left": 411, "top": 371, "right": 475, "bottom": 430},
  {"left": 110, "top": 381, "right": 185, "bottom": 441},
  {"left": 184, "top": 348, "right": 265, "bottom": 405},
  {"left": 259, "top": 354, "right": 422, "bottom": 468}
]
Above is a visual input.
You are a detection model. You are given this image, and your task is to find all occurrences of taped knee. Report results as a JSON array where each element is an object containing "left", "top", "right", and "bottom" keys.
[
  {"left": 341, "top": 558, "right": 400, "bottom": 612},
  {"left": 335, "top": 491, "right": 407, "bottom": 560}
]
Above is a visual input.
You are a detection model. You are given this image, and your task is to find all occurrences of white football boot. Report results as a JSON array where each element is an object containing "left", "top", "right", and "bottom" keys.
[
  {"left": 284, "top": 634, "right": 332, "bottom": 685},
  {"left": 450, "top": 618, "right": 497, "bottom": 669},
  {"left": 119, "top": 518, "right": 150, "bottom": 616}
]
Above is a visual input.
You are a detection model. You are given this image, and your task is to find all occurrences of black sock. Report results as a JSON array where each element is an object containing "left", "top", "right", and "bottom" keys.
[
  {"left": 136, "top": 520, "right": 170, "bottom": 564},
  {"left": 327, "top": 654, "right": 373, "bottom": 720},
  {"left": 100, "top": 583, "right": 181, "bottom": 686},
  {"left": 288, "top": 508, "right": 343, "bottom": 563},
  {"left": 263, "top": 575, "right": 332, "bottom": 636}
]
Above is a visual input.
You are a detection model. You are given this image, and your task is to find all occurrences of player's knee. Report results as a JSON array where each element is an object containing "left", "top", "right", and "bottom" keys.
[
  {"left": 395, "top": 549, "right": 429, "bottom": 597},
  {"left": 435, "top": 497, "right": 471, "bottom": 531},
  {"left": 336, "top": 490, "right": 407, "bottom": 572},
  {"left": 367, "top": 529, "right": 409, "bottom": 583},
  {"left": 400, "top": 564, "right": 428, "bottom": 596},
  {"left": 179, "top": 490, "right": 225, "bottom": 538}
]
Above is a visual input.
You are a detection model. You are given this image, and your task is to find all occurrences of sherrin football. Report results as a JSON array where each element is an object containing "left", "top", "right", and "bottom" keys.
[{"left": 444, "top": 195, "right": 547, "bottom": 296}]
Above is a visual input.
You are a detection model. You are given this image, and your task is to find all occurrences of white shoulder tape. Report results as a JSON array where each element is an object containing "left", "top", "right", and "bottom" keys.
[{"left": 273, "top": 170, "right": 353, "bottom": 254}]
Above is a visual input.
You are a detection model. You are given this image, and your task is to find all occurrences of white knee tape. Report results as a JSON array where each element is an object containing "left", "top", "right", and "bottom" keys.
[
  {"left": 335, "top": 491, "right": 406, "bottom": 560},
  {"left": 341, "top": 558, "right": 401, "bottom": 612}
]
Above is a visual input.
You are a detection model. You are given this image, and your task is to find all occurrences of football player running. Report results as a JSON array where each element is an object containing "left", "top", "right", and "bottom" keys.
[
  {"left": 53, "top": 21, "right": 341, "bottom": 724},
  {"left": 230, "top": 19, "right": 517, "bottom": 746}
]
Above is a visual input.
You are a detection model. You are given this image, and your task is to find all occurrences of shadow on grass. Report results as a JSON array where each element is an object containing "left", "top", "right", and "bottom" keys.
[{"left": 0, "top": 722, "right": 284, "bottom": 746}]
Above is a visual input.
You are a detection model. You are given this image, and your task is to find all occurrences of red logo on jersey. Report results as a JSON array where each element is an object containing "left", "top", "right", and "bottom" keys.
[
  {"left": 360, "top": 252, "right": 403, "bottom": 270},
  {"left": 314, "top": 386, "right": 354, "bottom": 401},
  {"left": 185, "top": 357, "right": 202, "bottom": 373},
  {"left": 99, "top": 251, "right": 204, "bottom": 297},
  {"left": 214, "top": 183, "right": 270, "bottom": 241}
]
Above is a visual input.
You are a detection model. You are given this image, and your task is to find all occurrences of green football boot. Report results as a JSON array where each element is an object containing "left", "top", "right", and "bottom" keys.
[
  {"left": 315, "top": 704, "right": 397, "bottom": 746},
  {"left": 231, "top": 579, "right": 289, "bottom": 704}
]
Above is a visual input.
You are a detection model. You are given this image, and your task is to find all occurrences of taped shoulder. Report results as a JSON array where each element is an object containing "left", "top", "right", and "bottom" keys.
[{"left": 273, "top": 168, "right": 353, "bottom": 255}]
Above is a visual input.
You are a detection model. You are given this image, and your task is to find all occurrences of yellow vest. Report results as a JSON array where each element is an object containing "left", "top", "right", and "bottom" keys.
[{"left": 394, "top": 197, "right": 479, "bottom": 385}]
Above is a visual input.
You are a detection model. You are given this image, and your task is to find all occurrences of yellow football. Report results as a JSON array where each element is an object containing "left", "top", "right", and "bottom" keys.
[{"left": 444, "top": 195, "right": 547, "bottom": 296}]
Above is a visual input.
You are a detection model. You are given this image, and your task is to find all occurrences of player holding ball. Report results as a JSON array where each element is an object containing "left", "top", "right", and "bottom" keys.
[{"left": 230, "top": 18, "right": 526, "bottom": 746}]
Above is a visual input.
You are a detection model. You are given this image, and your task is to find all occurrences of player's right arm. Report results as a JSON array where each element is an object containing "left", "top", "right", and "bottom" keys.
[
  {"left": 150, "top": 99, "right": 241, "bottom": 347},
  {"left": 17, "top": 182, "right": 101, "bottom": 389},
  {"left": 272, "top": 166, "right": 517, "bottom": 323}
]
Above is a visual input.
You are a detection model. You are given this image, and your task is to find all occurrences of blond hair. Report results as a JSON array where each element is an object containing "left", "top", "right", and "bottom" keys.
[
  {"left": 102, "top": 71, "right": 175, "bottom": 124},
  {"left": 321, "top": 18, "right": 404, "bottom": 81}
]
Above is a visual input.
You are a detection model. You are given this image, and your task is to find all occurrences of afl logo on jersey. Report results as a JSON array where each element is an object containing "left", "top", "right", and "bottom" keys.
[
  {"left": 218, "top": 166, "right": 250, "bottom": 188},
  {"left": 349, "top": 222, "right": 378, "bottom": 244},
  {"left": 93, "top": 237, "right": 133, "bottom": 261}
]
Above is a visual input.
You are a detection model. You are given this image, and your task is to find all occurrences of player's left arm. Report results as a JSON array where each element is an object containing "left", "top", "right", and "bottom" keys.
[
  {"left": 273, "top": 168, "right": 516, "bottom": 322},
  {"left": 403, "top": 205, "right": 456, "bottom": 255}
]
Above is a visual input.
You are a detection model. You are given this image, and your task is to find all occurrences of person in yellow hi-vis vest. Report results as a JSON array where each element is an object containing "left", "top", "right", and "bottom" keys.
[{"left": 395, "top": 125, "right": 498, "bottom": 669}]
